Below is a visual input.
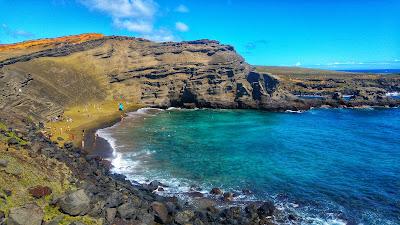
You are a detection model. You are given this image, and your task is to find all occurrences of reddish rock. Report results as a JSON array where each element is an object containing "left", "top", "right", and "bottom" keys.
[
  {"left": 210, "top": 187, "right": 222, "bottom": 195},
  {"left": 28, "top": 186, "right": 52, "bottom": 198}
]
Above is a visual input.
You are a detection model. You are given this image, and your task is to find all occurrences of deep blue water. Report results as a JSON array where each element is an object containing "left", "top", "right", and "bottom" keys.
[
  {"left": 337, "top": 69, "right": 400, "bottom": 74},
  {"left": 98, "top": 108, "right": 400, "bottom": 225}
]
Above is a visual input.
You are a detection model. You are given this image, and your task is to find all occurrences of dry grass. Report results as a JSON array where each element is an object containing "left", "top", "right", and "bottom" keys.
[{"left": 47, "top": 100, "right": 142, "bottom": 146}]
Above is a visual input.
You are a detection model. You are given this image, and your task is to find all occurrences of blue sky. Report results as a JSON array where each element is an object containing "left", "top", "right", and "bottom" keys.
[{"left": 0, "top": 0, "right": 399, "bottom": 69}]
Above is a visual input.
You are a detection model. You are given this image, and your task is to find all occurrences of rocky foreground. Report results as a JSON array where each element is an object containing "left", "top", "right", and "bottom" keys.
[{"left": 1, "top": 119, "right": 282, "bottom": 225}]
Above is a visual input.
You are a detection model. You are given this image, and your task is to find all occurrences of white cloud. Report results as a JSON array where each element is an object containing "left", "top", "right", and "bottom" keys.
[
  {"left": 175, "top": 22, "right": 189, "bottom": 32},
  {"left": 80, "top": 0, "right": 176, "bottom": 42},
  {"left": 113, "top": 18, "right": 153, "bottom": 33},
  {"left": 1, "top": 24, "right": 34, "bottom": 39},
  {"left": 175, "top": 4, "right": 189, "bottom": 13},
  {"left": 142, "top": 28, "right": 175, "bottom": 42},
  {"left": 80, "top": 0, "right": 156, "bottom": 18},
  {"left": 295, "top": 62, "right": 302, "bottom": 67}
]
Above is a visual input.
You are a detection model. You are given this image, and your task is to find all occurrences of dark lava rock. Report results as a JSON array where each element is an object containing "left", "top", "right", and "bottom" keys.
[
  {"left": 223, "top": 192, "right": 234, "bottom": 202},
  {"left": 0, "top": 210, "right": 5, "bottom": 223},
  {"left": 242, "top": 189, "right": 252, "bottom": 195},
  {"left": 64, "top": 142, "right": 73, "bottom": 149},
  {"left": 151, "top": 201, "right": 169, "bottom": 224},
  {"left": 8, "top": 203, "right": 44, "bottom": 225},
  {"left": 117, "top": 202, "right": 138, "bottom": 219},
  {"left": 28, "top": 185, "right": 52, "bottom": 198},
  {"left": 188, "top": 192, "right": 204, "bottom": 198},
  {"left": 147, "top": 180, "right": 166, "bottom": 191},
  {"left": 210, "top": 187, "right": 222, "bottom": 195},
  {"left": 68, "top": 222, "right": 86, "bottom": 225},
  {"left": 105, "top": 191, "right": 124, "bottom": 208},
  {"left": 58, "top": 189, "right": 90, "bottom": 216},
  {"left": 257, "top": 201, "right": 275, "bottom": 217},
  {"left": 0, "top": 159, "right": 8, "bottom": 167},
  {"left": 175, "top": 210, "right": 195, "bottom": 225},
  {"left": 332, "top": 92, "right": 343, "bottom": 100},
  {"left": 288, "top": 214, "right": 297, "bottom": 221},
  {"left": 4, "top": 189, "right": 12, "bottom": 196},
  {"left": 7, "top": 137, "right": 19, "bottom": 145}
]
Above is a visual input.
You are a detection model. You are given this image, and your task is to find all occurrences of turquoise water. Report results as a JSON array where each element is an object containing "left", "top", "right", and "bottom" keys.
[{"left": 98, "top": 108, "right": 400, "bottom": 224}]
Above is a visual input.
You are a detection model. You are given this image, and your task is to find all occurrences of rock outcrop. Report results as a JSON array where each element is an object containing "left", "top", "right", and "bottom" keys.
[{"left": 0, "top": 35, "right": 310, "bottom": 122}]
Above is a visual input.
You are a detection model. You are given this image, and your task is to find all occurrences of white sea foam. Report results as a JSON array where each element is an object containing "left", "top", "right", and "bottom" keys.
[
  {"left": 386, "top": 92, "right": 399, "bottom": 97},
  {"left": 285, "top": 109, "right": 304, "bottom": 113}
]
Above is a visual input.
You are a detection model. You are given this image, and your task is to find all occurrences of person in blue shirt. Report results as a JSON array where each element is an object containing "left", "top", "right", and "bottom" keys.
[{"left": 118, "top": 103, "right": 124, "bottom": 111}]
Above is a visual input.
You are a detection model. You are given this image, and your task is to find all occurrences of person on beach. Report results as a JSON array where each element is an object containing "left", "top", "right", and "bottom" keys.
[{"left": 82, "top": 129, "right": 85, "bottom": 148}]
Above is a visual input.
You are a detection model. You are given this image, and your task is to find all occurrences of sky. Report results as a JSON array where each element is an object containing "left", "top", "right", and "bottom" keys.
[{"left": 0, "top": 0, "right": 399, "bottom": 70}]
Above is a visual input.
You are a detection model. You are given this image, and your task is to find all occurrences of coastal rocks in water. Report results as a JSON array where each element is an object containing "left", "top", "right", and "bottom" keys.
[
  {"left": 175, "top": 210, "right": 195, "bottom": 225},
  {"left": 210, "top": 187, "right": 222, "bottom": 195},
  {"left": 8, "top": 203, "right": 44, "bottom": 225},
  {"left": 223, "top": 192, "right": 234, "bottom": 202},
  {"left": 332, "top": 92, "right": 343, "bottom": 101},
  {"left": 28, "top": 185, "right": 52, "bottom": 198},
  {"left": 151, "top": 201, "right": 169, "bottom": 224},
  {"left": 0, "top": 159, "right": 8, "bottom": 167},
  {"left": 257, "top": 201, "right": 275, "bottom": 217},
  {"left": 58, "top": 189, "right": 91, "bottom": 216},
  {"left": 146, "top": 180, "right": 167, "bottom": 191},
  {"left": 188, "top": 192, "right": 204, "bottom": 198},
  {"left": 242, "top": 189, "right": 252, "bottom": 195}
]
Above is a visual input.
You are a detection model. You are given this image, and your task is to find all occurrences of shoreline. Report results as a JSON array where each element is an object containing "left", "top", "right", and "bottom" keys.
[{"left": 84, "top": 106, "right": 400, "bottom": 215}]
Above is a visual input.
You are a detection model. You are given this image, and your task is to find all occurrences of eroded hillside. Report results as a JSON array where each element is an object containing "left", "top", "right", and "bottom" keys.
[{"left": 0, "top": 34, "right": 399, "bottom": 122}]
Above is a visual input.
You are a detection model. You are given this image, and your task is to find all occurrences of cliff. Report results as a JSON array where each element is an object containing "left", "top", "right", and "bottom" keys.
[{"left": 0, "top": 34, "right": 399, "bottom": 123}]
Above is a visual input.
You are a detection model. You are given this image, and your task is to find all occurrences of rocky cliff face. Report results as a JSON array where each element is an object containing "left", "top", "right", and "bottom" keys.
[
  {"left": 0, "top": 35, "right": 305, "bottom": 121},
  {"left": 0, "top": 34, "right": 399, "bottom": 122}
]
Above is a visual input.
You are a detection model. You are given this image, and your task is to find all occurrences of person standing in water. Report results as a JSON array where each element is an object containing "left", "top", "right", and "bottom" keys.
[{"left": 119, "top": 103, "right": 125, "bottom": 123}]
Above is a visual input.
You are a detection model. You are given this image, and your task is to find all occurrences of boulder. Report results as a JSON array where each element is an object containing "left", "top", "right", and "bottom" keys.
[
  {"left": 7, "top": 137, "right": 18, "bottom": 145},
  {"left": 223, "top": 192, "right": 234, "bottom": 202},
  {"left": 147, "top": 180, "right": 166, "bottom": 191},
  {"left": 106, "top": 191, "right": 123, "bottom": 208},
  {"left": 175, "top": 210, "right": 195, "bottom": 225},
  {"left": 332, "top": 92, "right": 343, "bottom": 100},
  {"left": 257, "top": 201, "right": 275, "bottom": 217},
  {"left": 64, "top": 142, "right": 73, "bottom": 149},
  {"left": 209, "top": 187, "right": 222, "bottom": 195},
  {"left": 105, "top": 208, "right": 117, "bottom": 223},
  {"left": 242, "top": 189, "right": 252, "bottom": 195},
  {"left": 0, "top": 159, "right": 8, "bottom": 167},
  {"left": 188, "top": 192, "right": 204, "bottom": 198},
  {"left": 8, "top": 203, "right": 44, "bottom": 225},
  {"left": 28, "top": 185, "right": 52, "bottom": 198},
  {"left": 151, "top": 201, "right": 169, "bottom": 224},
  {"left": 68, "top": 222, "right": 86, "bottom": 225},
  {"left": 58, "top": 189, "right": 90, "bottom": 216},
  {"left": 0, "top": 210, "right": 5, "bottom": 224},
  {"left": 117, "top": 202, "right": 138, "bottom": 219}
]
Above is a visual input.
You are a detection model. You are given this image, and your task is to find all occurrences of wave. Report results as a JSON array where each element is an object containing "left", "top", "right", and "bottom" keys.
[
  {"left": 386, "top": 92, "right": 399, "bottom": 97},
  {"left": 285, "top": 109, "right": 305, "bottom": 113}
]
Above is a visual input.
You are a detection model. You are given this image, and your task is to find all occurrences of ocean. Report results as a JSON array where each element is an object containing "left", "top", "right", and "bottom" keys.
[{"left": 97, "top": 107, "right": 400, "bottom": 225}]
